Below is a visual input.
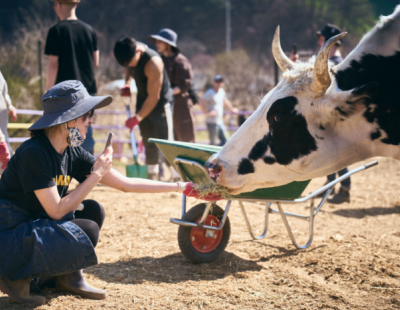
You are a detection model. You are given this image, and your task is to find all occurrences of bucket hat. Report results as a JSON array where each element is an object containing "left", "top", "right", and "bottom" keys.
[
  {"left": 147, "top": 28, "right": 180, "bottom": 53},
  {"left": 316, "top": 24, "right": 342, "bottom": 45},
  {"left": 29, "top": 80, "right": 112, "bottom": 130},
  {"left": 51, "top": 0, "right": 80, "bottom": 3}
]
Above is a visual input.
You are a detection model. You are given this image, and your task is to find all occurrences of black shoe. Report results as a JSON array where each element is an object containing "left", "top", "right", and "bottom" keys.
[
  {"left": 316, "top": 186, "right": 335, "bottom": 198},
  {"left": 328, "top": 188, "right": 350, "bottom": 204}
]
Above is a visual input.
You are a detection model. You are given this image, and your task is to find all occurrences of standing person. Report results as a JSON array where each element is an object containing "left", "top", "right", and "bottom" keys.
[
  {"left": 199, "top": 75, "right": 238, "bottom": 146},
  {"left": 0, "top": 70, "right": 17, "bottom": 156},
  {"left": 44, "top": 0, "right": 98, "bottom": 155},
  {"left": 148, "top": 28, "right": 196, "bottom": 143},
  {"left": 315, "top": 24, "right": 351, "bottom": 204},
  {"left": 0, "top": 81, "right": 219, "bottom": 305},
  {"left": 114, "top": 37, "right": 173, "bottom": 179}
]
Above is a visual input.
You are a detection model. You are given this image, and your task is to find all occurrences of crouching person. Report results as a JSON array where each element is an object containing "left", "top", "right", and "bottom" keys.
[{"left": 0, "top": 80, "right": 216, "bottom": 305}]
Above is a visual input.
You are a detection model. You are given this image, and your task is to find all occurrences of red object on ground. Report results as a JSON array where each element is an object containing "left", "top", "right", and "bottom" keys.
[
  {"left": 0, "top": 141, "right": 10, "bottom": 169},
  {"left": 120, "top": 84, "right": 131, "bottom": 97},
  {"left": 183, "top": 183, "right": 222, "bottom": 201},
  {"left": 190, "top": 215, "right": 223, "bottom": 253},
  {"left": 125, "top": 116, "right": 139, "bottom": 133}
]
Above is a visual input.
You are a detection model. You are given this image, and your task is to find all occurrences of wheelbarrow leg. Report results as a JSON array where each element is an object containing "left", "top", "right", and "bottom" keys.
[
  {"left": 181, "top": 194, "right": 187, "bottom": 218},
  {"left": 277, "top": 202, "right": 314, "bottom": 249},
  {"left": 239, "top": 201, "right": 270, "bottom": 240}
]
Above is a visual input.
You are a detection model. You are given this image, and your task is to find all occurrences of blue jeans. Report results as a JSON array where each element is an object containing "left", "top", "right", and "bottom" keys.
[
  {"left": 0, "top": 199, "right": 97, "bottom": 281},
  {"left": 327, "top": 168, "right": 351, "bottom": 189},
  {"left": 207, "top": 123, "right": 228, "bottom": 146}
]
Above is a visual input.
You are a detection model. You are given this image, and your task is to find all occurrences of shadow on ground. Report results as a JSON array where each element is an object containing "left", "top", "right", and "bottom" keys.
[
  {"left": 333, "top": 205, "right": 400, "bottom": 219},
  {"left": 0, "top": 296, "right": 40, "bottom": 309},
  {"left": 85, "top": 251, "right": 263, "bottom": 285}
]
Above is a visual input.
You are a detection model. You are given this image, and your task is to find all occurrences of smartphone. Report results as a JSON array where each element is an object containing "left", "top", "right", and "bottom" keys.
[{"left": 105, "top": 132, "right": 114, "bottom": 150}]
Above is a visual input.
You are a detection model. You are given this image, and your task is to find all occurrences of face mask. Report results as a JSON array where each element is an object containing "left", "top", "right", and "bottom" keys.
[{"left": 66, "top": 121, "right": 84, "bottom": 147}]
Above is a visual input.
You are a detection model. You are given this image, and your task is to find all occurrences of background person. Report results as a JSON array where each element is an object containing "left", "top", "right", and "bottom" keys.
[
  {"left": 148, "top": 28, "right": 196, "bottom": 143},
  {"left": 315, "top": 23, "right": 350, "bottom": 204},
  {"left": 199, "top": 75, "right": 238, "bottom": 146},
  {"left": 0, "top": 80, "right": 218, "bottom": 305},
  {"left": 114, "top": 37, "right": 173, "bottom": 180},
  {"left": 0, "top": 128, "right": 10, "bottom": 175},
  {"left": 0, "top": 70, "right": 17, "bottom": 156},
  {"left": 44, "top": 0, "right": 99, "bottom": 155}
]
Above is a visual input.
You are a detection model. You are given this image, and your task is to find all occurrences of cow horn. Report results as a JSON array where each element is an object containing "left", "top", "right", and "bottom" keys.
[
  {"left": 310, "top": 32, "right": 347, "bottom": 94},
  {"left": 272, "top": 26, "right": 295, "bottom": 72}
]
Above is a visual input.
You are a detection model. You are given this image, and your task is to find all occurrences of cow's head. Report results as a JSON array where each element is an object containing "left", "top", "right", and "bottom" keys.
[{"left": 207, "top": 27, "right": 380, "bottom": 194}]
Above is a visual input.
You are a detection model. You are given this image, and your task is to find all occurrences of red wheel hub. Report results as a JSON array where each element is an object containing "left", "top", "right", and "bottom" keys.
[{"left": 190, "top": 215, "right": 223, "bottom": 253}]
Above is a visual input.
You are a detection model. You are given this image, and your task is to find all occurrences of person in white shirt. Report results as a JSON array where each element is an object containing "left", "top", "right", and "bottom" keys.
[{"left": 199, "top": 75, "right": 238, "bottom": 145}]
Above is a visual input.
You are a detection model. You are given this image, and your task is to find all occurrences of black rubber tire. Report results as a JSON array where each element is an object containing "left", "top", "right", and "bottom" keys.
[{"left": 177, "top": 203, "right": 231, "bottom": 264}]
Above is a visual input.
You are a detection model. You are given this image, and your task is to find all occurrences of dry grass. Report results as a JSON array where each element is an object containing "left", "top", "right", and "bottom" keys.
[{"left": 193, "top": 181, "right": 233, "bottom": 199}]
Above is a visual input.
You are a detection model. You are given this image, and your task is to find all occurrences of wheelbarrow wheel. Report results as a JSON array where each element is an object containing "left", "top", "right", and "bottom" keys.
[{"left": 178, "top": 203, "right": 230, "bottom": 264}]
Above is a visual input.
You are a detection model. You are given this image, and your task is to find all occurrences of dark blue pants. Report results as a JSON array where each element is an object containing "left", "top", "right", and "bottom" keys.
[{"left": 327, "top": 167, "right": 351, "bottom": 189}]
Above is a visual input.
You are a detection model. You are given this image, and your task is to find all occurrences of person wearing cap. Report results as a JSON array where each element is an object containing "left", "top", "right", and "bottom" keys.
[
  {"left": 45, "top": 0, "right": 99, "bottom": 155},
  {"left": 315, "top": 24, "right": 350, "bottom": 204},
  {"left": 0, "top": 80, "right": 218, "bottom": 305},
  {"left": 316, "top": 23, "right": 343, "bottom": 65},
  {"left": 148, "top": 28, "right": 196, "bottom": 143},
  {"left": 199, "top": 75, "right": 238, "bottom": 146},
  {"left": 114, "top": 37, "right": 174, "bottom": 179}
]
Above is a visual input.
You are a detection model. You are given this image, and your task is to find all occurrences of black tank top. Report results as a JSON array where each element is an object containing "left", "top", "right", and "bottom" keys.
[{"left": 128, "top": 46, "right": 172, "bottom": 113}]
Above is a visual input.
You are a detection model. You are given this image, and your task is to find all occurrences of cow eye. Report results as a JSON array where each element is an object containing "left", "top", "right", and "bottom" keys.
[{"left": 273, "top": 113, "right": 284, "bottom": 122}]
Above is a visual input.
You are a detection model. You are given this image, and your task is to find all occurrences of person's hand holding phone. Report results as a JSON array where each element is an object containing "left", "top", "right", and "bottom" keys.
[{"left": 92, "top": 133, "right": 114, "bottom": 179}]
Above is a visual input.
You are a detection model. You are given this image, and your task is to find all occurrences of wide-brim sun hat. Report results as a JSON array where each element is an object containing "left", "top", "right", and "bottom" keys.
[
  {"left": 147, "top": 28, "right": 180, "bottom": 53},
  {"left": 29, "top": 80, "right": 112, "bottom": 131}
]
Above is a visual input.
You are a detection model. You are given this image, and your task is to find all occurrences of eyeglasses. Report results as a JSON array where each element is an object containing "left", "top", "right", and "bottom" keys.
[{"left": 82, "top": 109, "right": 96, "bottom": 123}]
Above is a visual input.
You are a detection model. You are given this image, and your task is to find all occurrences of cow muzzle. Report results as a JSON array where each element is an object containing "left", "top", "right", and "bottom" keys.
[{"left": 205, "top": 154, "right": 222, "bottom": 182}]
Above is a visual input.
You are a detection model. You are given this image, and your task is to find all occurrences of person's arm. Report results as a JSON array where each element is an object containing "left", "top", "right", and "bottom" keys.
[
  {"left": 223, "top": 98, "right": 239, "bottom": 114},
  {"left": 34, "top": 147, "right": 112, "bottom": 220},
  {"left": 136, "top": 56, "right": 164, "bottom": 120},
  {"left": 93, "top": 50, "right": 100, "bottom": 68},
  {"left": 100, "top": 168, "right": 179, "bottom": 193},
  {"left": 171, "top": 56, "right": 192, "bottom": 96},
  {"left": 199, "top": 94, "right": 217, "bottom": 117},
  {"left": 46, "top": 55, "right": 59, "bottom": 91},
  {"left": 99, "top": 169, "right": 222, "bottom": 201}
]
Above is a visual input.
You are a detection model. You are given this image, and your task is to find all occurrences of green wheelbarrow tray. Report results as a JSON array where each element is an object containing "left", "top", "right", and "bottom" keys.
[{"left": 149, "top": 138, "right": 310, "bottom": 199}]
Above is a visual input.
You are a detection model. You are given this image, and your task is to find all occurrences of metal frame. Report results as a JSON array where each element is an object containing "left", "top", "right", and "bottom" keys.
[{"left": 170, "top": 157, "right": 378, "bottom": 249}]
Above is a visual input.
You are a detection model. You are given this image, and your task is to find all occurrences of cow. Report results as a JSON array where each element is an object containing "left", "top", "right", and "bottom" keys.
[{"left": 206, "top": 6, "right": 400, "bottom": 195}]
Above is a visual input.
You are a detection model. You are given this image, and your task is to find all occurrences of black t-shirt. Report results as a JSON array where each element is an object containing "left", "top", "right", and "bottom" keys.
[
  {"left": 0, "top": 135, "right": 96, "bottom": 215},
  {"left": 45, "top": 19, "right": 98, "bottom": 94},
  {"left": 128, "top": 46, "right": 173, "bottom": 114}
]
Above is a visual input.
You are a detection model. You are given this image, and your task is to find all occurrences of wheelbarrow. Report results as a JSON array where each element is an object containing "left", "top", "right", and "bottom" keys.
[{"left": 149, "top": 138, "right": 378, "bottom": 264}]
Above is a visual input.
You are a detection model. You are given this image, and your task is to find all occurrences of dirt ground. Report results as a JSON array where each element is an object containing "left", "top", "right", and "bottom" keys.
[{"left": 1, "top": 157, "right": 400, "bottom": 309}]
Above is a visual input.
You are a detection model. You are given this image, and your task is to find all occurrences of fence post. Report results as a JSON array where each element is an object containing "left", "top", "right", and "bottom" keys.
[{"left": 38, "top": 40, "right": 43, "bottom": 100}]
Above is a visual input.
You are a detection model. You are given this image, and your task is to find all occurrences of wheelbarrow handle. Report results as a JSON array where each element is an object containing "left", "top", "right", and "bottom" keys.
[{"left": 364, "top": 160, "right": 378, "bottom": 169}]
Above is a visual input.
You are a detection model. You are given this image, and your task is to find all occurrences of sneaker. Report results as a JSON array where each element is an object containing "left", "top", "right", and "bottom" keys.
[{"left": 328, "top": 188, "right": 350, "bottom": 204}]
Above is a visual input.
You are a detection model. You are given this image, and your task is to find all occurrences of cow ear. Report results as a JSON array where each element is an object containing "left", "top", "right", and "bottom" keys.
[{"left": 336, "top": 82, "right": 379, "bottom": 117}]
